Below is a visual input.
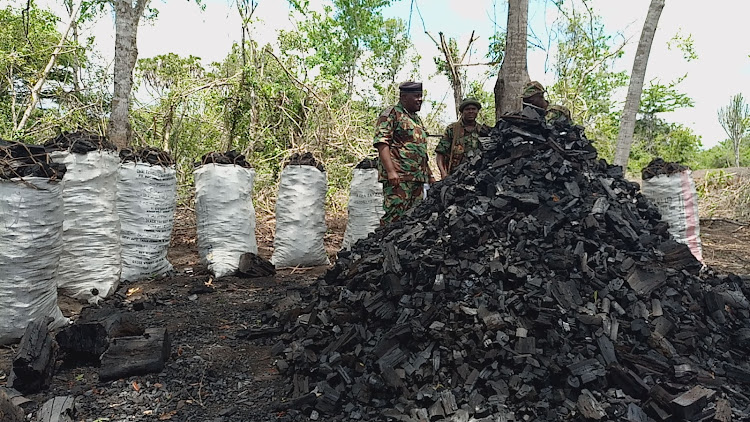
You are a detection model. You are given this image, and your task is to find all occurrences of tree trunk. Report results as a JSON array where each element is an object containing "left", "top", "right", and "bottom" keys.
[
  {"left": 108, "top": 0, "right": 150, "bottom": 149},
  {"left": 613, "top": 0, "right": 665, "bottom": 169},
  {"left": 494, "top": 0, "right": 529, "bottom": 120}
]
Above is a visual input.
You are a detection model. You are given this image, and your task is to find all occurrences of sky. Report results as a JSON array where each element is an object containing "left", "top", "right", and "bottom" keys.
[{"left": 36, "top": 0, "right": 750, "bottom": 149}]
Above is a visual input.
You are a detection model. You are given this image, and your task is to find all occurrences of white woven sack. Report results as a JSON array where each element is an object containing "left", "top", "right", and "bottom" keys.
[
  {"left": 195, "top": 164, "right": 257, "bottom": 277},
  {"left": 0, "top": 178, "right": 68, "bottom": 344},
  {"left": 118, "top": 162, "right": 177, "bottom": 281},
  {"left": 641, "top": 170, "right": 703, "bottom": 262},
  {"left": 272, "top": 165, "right": 330, "bottom": 267},
  {"left": 50, "top": 150, "right": 121, "bottom": 303},
  {"left": 341, "top": 168, "right": 383, "bottom": 250}
]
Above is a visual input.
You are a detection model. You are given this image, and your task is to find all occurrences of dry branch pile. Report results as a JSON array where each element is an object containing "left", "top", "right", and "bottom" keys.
[{"left": 273, "top": 114, "right": 750, "bottom": 421}]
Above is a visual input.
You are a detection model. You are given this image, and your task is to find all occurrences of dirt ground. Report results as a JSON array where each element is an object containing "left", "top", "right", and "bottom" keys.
[{"left": 1, "top": 209, "right": 748, "bottom": 422}]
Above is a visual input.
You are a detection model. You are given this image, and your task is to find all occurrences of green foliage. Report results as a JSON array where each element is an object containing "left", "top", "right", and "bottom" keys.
[
  {"left": 629, "top": 121, "right": 702, "bottom": 171},
  {"left": 0, "top": 3, "right": 106, "bottom": 141},
  {"left": 695, "top": 139, "right": 750, "bottom": 169},
  {"left": 717, "top": 93, "right": 750, "bottom": 167},
  {"left": 667, "top": 30, "right": 698, "bottom": 62},
  {"left": 283, "top": 0, "right": 411, "bottom": 102},
  {"left": 543, "top": 5, "right": 630, "bottom": 164},
  {"left": 464, "top": 81, "right": 496, "bottom": 126},
  {"left": 486, "top": 32, "right": 506, "bottom": 77},
  {"left": 639, "top": 76, "right": 694, "bottom": 115},
  {"left": 546, "top": 6, "right": 628, "bottom": 129}
]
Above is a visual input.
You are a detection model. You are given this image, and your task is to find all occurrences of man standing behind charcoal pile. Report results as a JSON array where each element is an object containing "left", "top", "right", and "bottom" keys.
[
  {"left": 546, "top": 104, "right": 572, "bottom": 125},
  {"left": 521, "top": 81, "right": 549, "bottom": 115},
  {"left": 374, "top": 81, "right": 434, "bottom": 225},
  {"left": 435, "top": 98, "right": 492, "bottom": 179}
]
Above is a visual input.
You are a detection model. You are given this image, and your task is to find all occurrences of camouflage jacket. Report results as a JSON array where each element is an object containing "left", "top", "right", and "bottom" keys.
[
  {"left": 435, "top": 119, "right": 491, "bottom": 173},
  {"left": 373, "top": 103, "right": 431, "bottom": 183}
]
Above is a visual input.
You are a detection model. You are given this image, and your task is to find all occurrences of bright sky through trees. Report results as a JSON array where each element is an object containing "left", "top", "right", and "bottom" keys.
[{"left": 38, "top": 0, "right": 750, "bottom": 149}]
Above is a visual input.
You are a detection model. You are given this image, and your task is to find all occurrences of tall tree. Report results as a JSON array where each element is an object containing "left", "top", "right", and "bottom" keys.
[
  {"left": 108, "top": 0, "right": 150, "bottom": 149},
  {"left": 717, "top": 93, "right": 750, "bottom": 167},
  {"left": 494, "top": 0, "right": 529, "bottom": 119},
  {"left": 613, "top": 0, "right": 665, "bottom": 168}
]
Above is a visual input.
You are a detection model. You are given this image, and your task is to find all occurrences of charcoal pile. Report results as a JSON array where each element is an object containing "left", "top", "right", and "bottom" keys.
[
  {"left": 198, "top": 150, "right": 252, "bottom": 168},
  {"left": 272, "top": 115, "right": 750, "bottom": 421},
  {"left": 355, "top": 157, "right": 379, "bottom": 169},
  {"left": 0, "top": 141, "right": 66, "bottom": 179},
  {"left": 284, "top": 152, "right": 325, "bottom": 172},
  {"left": 43, "top": 131, "right": 115, "bottom": 153},
  {"left": 642, "top": 158, "right": 690, "bottom": 180},
  {"left": 120, "top": 147, "right": 174, "bottom": 166}
]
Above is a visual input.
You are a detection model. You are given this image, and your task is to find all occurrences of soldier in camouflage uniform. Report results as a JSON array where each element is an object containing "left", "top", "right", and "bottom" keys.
[
  {"left": 546, "top": 104, "right": 572, "bottom": 125},
  {"left": 435, "top": 98, "right": 492, "bottom": 179},
  {"left": 521, "top": 81, "right": 549, "bottom": 113},
  {"left": 374, "top": 81, "right": 434, "bottom": 225}
]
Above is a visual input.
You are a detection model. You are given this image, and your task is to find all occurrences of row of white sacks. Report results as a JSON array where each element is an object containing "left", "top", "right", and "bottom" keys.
[
  {"left": 0, "top": 151, "right": 383, "bottom": 343},
  {"left": 195, "top": 163, "right": 384, "bottom": 275}
]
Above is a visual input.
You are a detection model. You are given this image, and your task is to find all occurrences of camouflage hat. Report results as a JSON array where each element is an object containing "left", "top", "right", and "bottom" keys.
[
  {"left": 458, "top": 98, "right": 482, "bottom": 112},
  {"left": 399, "top": 81, "right": 423, "bottom": 93},
  {"left": 546, "top": 104, "right": 571, "bottom": 120},
  {"left": 520, "top": 81, "right": 546, "bottom": 99}
]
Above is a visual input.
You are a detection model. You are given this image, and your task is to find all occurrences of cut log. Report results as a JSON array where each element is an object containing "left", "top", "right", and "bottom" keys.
[
  {"left": 670, "top": 386, "right": 715, "bottom": 420},
  {"left": 237, "top": 252, "right": 276, "bottom": 277},
  {"left": 56, "top": 312, "right": 144, "bottom": 362},
  {"left": 0, "top": 389, "right": 24, "bottom": 422},
  {"left": 7, "top": 320, "right": 57, "bottom": 394},
  {"left": 37, "top": 396, "right": 76, "bottom": 422},
  {"left": 98, "top": 327, "right": 170, "bottom": 381}
]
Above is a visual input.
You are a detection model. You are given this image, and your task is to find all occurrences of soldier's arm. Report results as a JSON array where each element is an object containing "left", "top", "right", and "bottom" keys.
[
  {"left": 374, "top": 110, "right": 400, "bottom": 186},
  {"left": 435, "top": 125, "right": 452, "bottom": 179}
]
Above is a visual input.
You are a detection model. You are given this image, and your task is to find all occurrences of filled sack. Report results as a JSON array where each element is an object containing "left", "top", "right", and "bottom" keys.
[
  {"left": 0, "top": 177, "right": 68, "bottom": 344},
  {"left": 195, "top": 163, "right": 257, "bottom": 277},
  {"left": 642, "top": 169, "right": 703, "bottom": 262},
  {"left": 272, "top": 164, "right": 329, "bottom": 267},
  {"left": 50, "top": 149, "right": 122, "bottom": 303},
  {"left": 341, "top": 166, "right": 383, "bottom": 250},
  {"left": 118, "top": 158, "right": 177, "bottom": 281}
]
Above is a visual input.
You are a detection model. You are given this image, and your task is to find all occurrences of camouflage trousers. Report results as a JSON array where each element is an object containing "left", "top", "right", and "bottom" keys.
[{"left": 381, "top": 181, "right": 424, "bottom": 225}]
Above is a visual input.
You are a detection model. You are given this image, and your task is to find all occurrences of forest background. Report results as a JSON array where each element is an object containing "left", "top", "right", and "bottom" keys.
[{"left": 2, "top": 0, "right": 750, "bottom": 218}]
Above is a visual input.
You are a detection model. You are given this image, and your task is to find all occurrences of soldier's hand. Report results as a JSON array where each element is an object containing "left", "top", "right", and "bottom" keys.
[{"left": 387, "top": 171, "right": 400, "bottom": 187}]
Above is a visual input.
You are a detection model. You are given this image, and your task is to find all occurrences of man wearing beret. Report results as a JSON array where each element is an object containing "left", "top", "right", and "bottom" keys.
[
  {"left": 435, "top": 98, "right": 491, "bottom": 179},
  {"left": 373, "top": 81, "right": 434, "bottom": 225}
]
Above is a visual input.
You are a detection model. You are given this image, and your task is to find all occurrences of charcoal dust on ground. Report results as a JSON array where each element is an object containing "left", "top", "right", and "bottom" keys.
[{"left": 270, "top": 113, "right": 750, "bottom": 421}]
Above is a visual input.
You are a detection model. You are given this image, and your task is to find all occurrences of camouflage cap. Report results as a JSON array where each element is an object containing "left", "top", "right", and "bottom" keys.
[
  {"left": 520, "top": 81, "right": 546, "bottom": 99},
  {"left": 399, "top": 81, "right": 423, "bottom": 93},
  {"left": 458, "top": 98, "right": 482, "bottom": 112},
  {"left": 547, "top": 104, "right": 571, "bottom": 120}
]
